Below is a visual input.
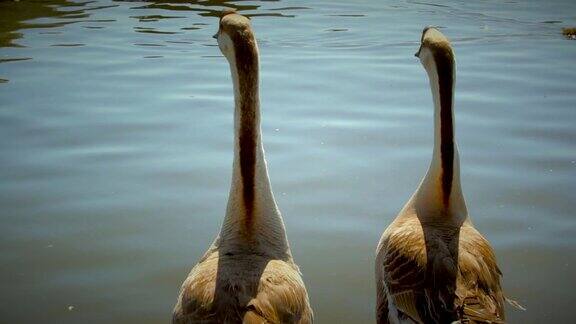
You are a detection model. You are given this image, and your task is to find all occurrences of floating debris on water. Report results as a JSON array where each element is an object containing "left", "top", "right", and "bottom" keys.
[
  {"left": 0, "top": 57, "right": 32, "bottom": 64},
  {"left": 562, "top": 27, "right": 576, "bottom": 40},
  {"left": 50, "top": 44, "right": 86, "bottom": 47}
]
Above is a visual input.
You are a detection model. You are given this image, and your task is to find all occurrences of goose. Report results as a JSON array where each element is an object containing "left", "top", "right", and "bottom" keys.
[
  {"left": 375, "top": 27, "right": 508, "bottom": 323},
  {"left": 172, "top": 11, "right": 313, "bottom": 324}
]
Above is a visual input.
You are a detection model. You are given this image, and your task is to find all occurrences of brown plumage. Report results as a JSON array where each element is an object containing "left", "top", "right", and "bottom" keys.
[
  {"left": 376, "top": 214, "right": 505, "bottom": 323},
  {"left": 173, "top": 246, "right": 313, "bottom": 323},
  {"left": 375, "top": 27, "right": 509, "bottom": 324},
  {"left": 173, "top": 11, "right": 313, "bottom": 323}
]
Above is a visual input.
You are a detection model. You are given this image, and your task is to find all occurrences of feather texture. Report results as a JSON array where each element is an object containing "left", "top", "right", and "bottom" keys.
[
  {"left": 173, "top": 248, "right": 313, "bottom": 323},
  {"left": 376, "top": 215, "right": 505, "bottom": 324}
]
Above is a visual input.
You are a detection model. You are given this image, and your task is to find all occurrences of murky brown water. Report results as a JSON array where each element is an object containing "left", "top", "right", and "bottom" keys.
[{"left": 1, "top": 0, "right": 575, "bottom": 322}]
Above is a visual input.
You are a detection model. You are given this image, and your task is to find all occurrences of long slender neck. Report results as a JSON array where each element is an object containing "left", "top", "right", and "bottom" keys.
[
  {"left": 219, "top": 39, "right": 290, "bottom": 257},
  {"left": 231, "top": 40, "right": 261, "bottom": 228},
  {"left": 415, "top": 52, "right": 467, "bottom": 221}
]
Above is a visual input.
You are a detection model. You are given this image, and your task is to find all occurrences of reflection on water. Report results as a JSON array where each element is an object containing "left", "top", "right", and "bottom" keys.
[
  {"left": 117, "top": 0, "right": 301, "bottom": 18},
  {"left": 0, "top": 0, "right": 76, "bottom": 47},
  {"left": 1, "top": 0, "right": 576, "bottom": 323},
  {"left": 0, "top": 0, "right": 120, "bottom": 47}
]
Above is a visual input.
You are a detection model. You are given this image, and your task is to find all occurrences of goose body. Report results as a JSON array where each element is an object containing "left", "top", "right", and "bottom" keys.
[
  {"left": 375, "top": 28, "right": 506, "bottom": 323},
  {"left": 173, "top": 12, "right": 313, "bottom": 323}
]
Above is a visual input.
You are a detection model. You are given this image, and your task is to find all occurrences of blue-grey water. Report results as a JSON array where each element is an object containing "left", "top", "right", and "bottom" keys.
[{"left": 1, "top": 0, "right": 575, "bottom": 322}]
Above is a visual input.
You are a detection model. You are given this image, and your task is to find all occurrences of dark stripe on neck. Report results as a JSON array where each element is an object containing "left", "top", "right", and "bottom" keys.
[
  {"left": 233, "top": 32, "right": 259, "bottom": 225},
  {"left": 434, "top": 48, "right": 454, "bottom": 207}
]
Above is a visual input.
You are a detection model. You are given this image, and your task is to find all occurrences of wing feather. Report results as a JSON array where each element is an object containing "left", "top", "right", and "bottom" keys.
[
  {"left": 249, "top": 260, "right": 313, "bottom": 324},
  {"left": 377, "top": 221, "right": 508, "bottom": 324},
  {"left": 173, "top": 253, "right": 312, "bottom": 324},
  {"left": 378, "top": 227, "right": 427, "bottom": 323}
]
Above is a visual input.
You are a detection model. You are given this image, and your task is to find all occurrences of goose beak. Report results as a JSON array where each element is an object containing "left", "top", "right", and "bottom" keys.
[
  {"left": 414, "top": 46, "right": 421, "bottom": 58},
  {"left": 212, "top": 33, "right": 218, "bottom": 40}
]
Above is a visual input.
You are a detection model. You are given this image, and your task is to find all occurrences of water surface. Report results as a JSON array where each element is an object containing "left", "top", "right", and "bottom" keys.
[{"left": 1, "top": 0, "right": 576, "bottom": 322}]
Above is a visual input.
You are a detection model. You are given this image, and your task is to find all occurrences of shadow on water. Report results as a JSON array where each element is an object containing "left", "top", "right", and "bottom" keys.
[
  {"left": 115, "top": 0, "right": 304, "bottom": 18},
  {"left": 0, "top": 0, "right": 304, "bottom": 83},
  {"left": 0, "top": 0, "right": 302, "bottom": 49},
  {"left": 0, "top": 0, "right": 105, "bottom": 48}
]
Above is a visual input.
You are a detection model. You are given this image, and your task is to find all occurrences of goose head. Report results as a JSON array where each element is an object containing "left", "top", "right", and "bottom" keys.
[
  {"left": 415, "top": 27, "right": 454, "bottom": 72},
  {"left": 213, "top": 10, "right": 257, "bottom": 64}
]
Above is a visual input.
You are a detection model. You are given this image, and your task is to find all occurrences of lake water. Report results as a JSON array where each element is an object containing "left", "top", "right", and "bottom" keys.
[{"left": 1, "top": 0, "right": 575, "bottom": 323}]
